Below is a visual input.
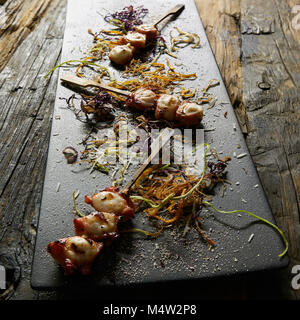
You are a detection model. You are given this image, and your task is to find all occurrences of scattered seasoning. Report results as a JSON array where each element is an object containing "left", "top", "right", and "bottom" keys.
[
  {"left": 170, "top": 26, "right": 200, "bottom": 52},
  {"left": 254, "top": 184, "right": 259, "bottom": 188},
  {"left": 248, "top": 233, "right": 254, "bottom": 243},
  {"left": 241, "top": 198, "right": 247, "bottom": 204},
  {"left": 233, "top": 123, "right": 236, "bottom": 131},
  {"left": 56, "top": 182, "right": 61, "bottom": 192},
  {"left": 236, "top": 153, "right": 247, "bottom": 159}
]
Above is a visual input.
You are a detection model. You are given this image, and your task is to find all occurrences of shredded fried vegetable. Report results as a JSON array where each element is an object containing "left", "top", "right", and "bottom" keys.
[
  {"left": 130, "top": 143, "right": 222, "bottom": 244},
  {"left": 129, "top": 143, "right": 288, "bottom": 257},
  {"left": 108, "top": 59, "right": 197, "bottom": 99},
  {"left": 121, "top": 227, "right": 164, "bottom": 237},
  {"left": 44, "top": 59, "right": 111, "bottom": 79},
  {"left": 170, "top": 26, "right": 200, "bottom": 51},
  {"left": 80, "top": 89, "right": 115, "bottom": 121},
  {"left": 104, "top": 5, "right": 149, "bottom": 32}
]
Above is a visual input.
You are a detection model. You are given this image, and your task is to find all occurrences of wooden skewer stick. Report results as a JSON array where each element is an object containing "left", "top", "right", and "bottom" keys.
[
  {"left": 122, "top": 127, "right": 174, "bottom": 194},
  {"left": 61, "top": 75, "right": 174, "bottom": 193},
  {"left": 153, "top": 4, "right": 185, "bottom": 28},
  {"left": 60, "top": 74, "right": 131, "bottom": 97}
]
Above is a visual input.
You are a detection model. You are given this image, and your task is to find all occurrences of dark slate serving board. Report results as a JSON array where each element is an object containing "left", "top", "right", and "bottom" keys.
[{"left": 31, "top": 0, "right": 288, "bottom": 289}]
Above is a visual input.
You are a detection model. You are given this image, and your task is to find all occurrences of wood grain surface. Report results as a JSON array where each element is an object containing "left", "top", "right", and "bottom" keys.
[{"left": 0, "top": 0, "right": 299, "bottom": 300}]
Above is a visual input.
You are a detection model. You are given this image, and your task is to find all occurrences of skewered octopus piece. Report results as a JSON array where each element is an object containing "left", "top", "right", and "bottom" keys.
[
  {"left": 47, "top": 236, "right": 104, "bottom": 275},
  {"left": 155, "top": 94, "right": 180, "bottom": 121},
  {"left": 108, "top": 24, "right": 158, "bottom": 65},
  {"left": 175, "top": 101, "right": 203, "bottom": 126},
  {"left": 47, "top": 187, "right": 133, "bottom": 274},
  {"left": 84, "top": 186, "right": 135, "bottom": 220},
  {"left": 126, "top": 87, "right": 157, "bottom": 111},
  {"left": 108, "top": 43, "right": 135, "bottom": 65},
  {"left": 126, "top": 88, "right": 204, "bottom": 125},
  {"left": 123, "top": 31, "right": 147, "bottom": 48},
  {"left": 134, "top": 24, "right": 159, "bottom": 39},
  {"left": 74, "top": 212, "right": 119, "bottom": 242}
]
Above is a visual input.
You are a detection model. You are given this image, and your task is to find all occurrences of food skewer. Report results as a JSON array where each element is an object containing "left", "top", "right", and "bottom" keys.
[
  {"left": 152, "top": 4, "right": 185, "bottom": 28},
  {"left": 60, "top": 74, "right": 204, "bottom": 125},
  {"left": 109, "top": 4, "right": 185, "bottom": 65},
  {"left": 83, "top": 127, "right": 174, "bottom": 222},
  {"left": 61, "top": 73, "right": 174, "bottom": 192},
  {"left": 122, "top": 127, "right": 174, "bottom": 193},
  {"left": 47, "top": 126, "right": 174, "bottom": 275},
  {"left": 60, "top": 73, "right": 131, "bottom": 96}
]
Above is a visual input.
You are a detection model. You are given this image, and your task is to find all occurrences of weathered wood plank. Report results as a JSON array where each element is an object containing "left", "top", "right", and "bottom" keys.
[
  {"left": 0, "top": 0, "right": 66, "bottom": 300},
  {"left": 0, "top": 0, "right": 52, "bottom": 72},
  {"left": 241, "top": 0, "right": 300, "bottom": 299},
  {"left": 195, "top": 0, "right": 248, "bottom": 134}
]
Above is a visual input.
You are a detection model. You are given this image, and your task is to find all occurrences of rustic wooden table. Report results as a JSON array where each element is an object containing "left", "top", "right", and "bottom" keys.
[{"left": 0, "top": 0, "right": 299, "bottom": 300}]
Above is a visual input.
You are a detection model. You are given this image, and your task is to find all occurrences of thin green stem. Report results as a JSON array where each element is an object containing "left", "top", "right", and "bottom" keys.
[
  {"left": 159, "top": 163, "right": 171, "bottom": 170},
  {"left": 44, "top": 59, "right": 111, "bottom": 79},
  {"left": 72, "top": 191, "right": 85, "bottom": 217},
  {"left": 202, "top": 201, "right": 288, "bottom": 258},
  {"left": 130, "top": 193, "right": 175, "bottom": 209},
  {"left": 107, "top": 19, "right": 127, "bottom": 34}
]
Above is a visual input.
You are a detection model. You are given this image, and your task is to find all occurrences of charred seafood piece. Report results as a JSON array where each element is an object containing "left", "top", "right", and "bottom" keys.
[
  {"left": 124, "top": 31, "right": 147, "bottom": 48},
  {"left": 74, "top": 212, "right": 119, "bottom": 242},
  {"left": 109, "top": 44, "right": 135, "bottom": 65},
  {"left": 85, "top": 186, "right": 135, "bottom": 220},
  {"left": 47, "top": 236, "right": 104, "bottom": 275},
  {"left": 62, "top": 146, "right": 78, "bottom": 164},
  {"left": 135, "top": 24, "right": 159, "bottom": 39},
  {"left": 154, "top": 94, "right": 180, "bottom": 121},
  {"left": 175, "top": 101, "right": 203, "bottom": 126},
  {"left": 125, "top": 87, "right": 157, "bottom": 111}
]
